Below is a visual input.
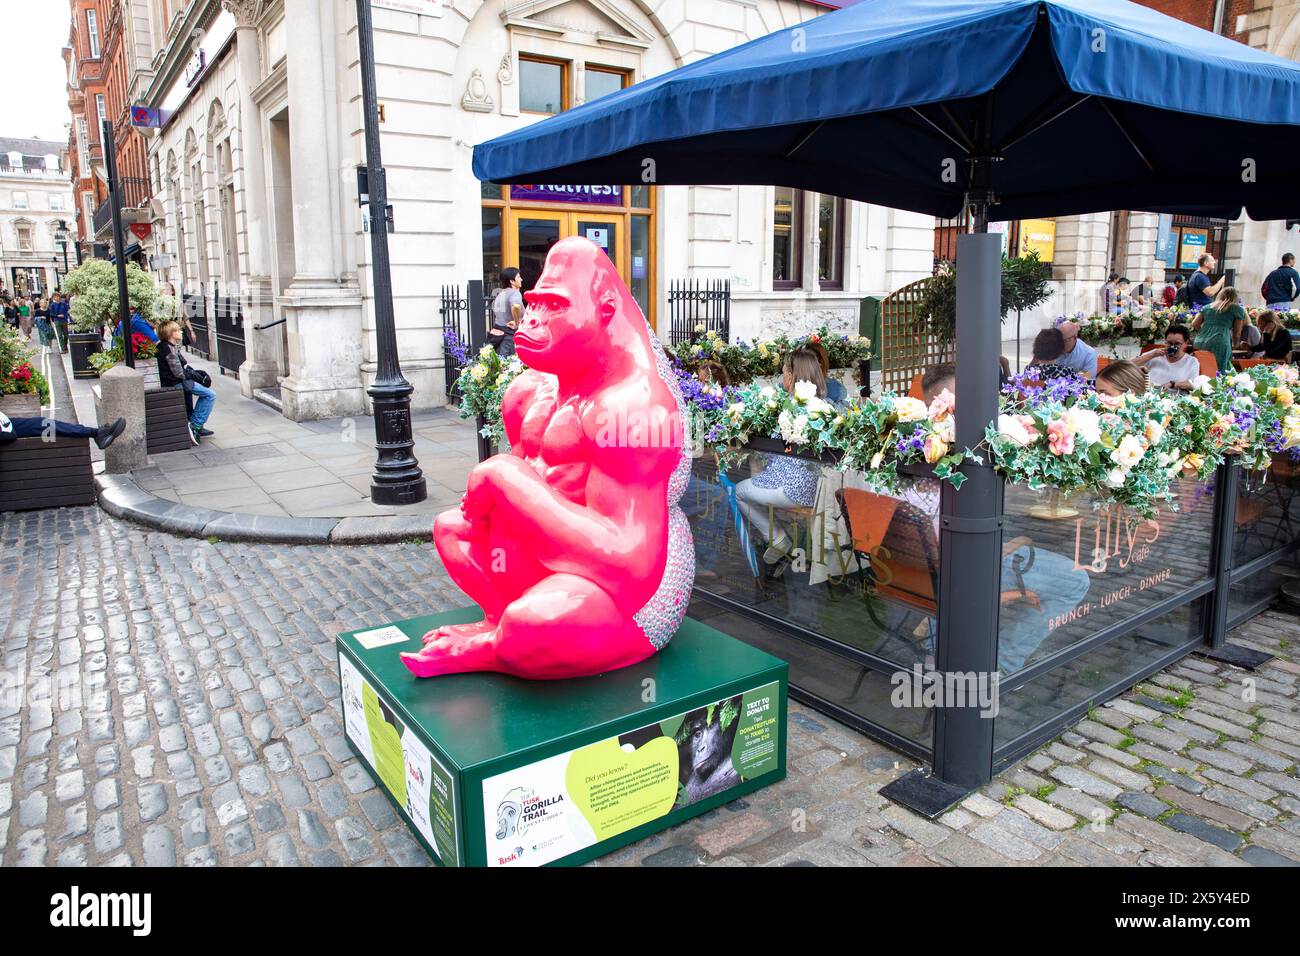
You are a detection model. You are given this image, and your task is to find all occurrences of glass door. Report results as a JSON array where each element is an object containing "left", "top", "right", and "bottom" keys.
[
  {"left": 511, "top": 212, "right": 565, "bottom": 292},
  {"left": 572, "top": 214, "right": 620, "bottom": 273}
]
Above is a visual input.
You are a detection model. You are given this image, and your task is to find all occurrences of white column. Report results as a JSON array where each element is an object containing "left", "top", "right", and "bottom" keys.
[
  {"left": 277, "top": 0, "right": 364, "bottom": 421},
  {"left": 223, "top": 0, "right": 280, "bottom": 396}
]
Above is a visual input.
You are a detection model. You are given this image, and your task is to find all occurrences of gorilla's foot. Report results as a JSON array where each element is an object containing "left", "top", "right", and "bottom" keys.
[
  {"left": 401, "top": 629, "right": 502, "bottom": 677},
  {"left": 421, "top": 618, "right": 496, "bottom": 645}
]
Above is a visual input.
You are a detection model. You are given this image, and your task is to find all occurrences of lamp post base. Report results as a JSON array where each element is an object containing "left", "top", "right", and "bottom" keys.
[{"left": 368, "top": 376, "right": 427, "bottom": 506}]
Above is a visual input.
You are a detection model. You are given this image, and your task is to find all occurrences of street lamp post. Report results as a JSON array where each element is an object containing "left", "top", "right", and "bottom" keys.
[
  {"left": 55, "top": 220, "right": 70, "bottom": 286},
  {"left": 102, "top": 119, "right": 134, "bottom": 368},
  {"left": 355, "top": 0, "right": 426, "bottom": 506}
]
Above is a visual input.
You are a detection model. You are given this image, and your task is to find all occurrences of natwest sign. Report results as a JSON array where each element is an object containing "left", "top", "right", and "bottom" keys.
[{"left": 509, "top": 184, "right": 623, "bottom": 205}]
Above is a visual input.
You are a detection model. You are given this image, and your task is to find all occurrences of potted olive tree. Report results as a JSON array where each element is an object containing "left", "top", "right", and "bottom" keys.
[{"left": 61, "top": 260, "right": 158, "bottom": 379}]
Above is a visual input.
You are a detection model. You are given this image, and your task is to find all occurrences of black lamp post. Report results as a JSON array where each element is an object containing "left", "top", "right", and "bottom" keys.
[
  {"left": 55, "top": 220, "right": 70, "bottom": 286},
  {"left": 102, "top": 119, "right": 134, "bottom": 368},
  {"left": 355, "top": 0, "right": 426, "bottom": 506}
]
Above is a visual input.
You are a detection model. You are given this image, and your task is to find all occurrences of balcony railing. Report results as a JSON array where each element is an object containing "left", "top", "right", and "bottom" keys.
[{"left": 92, "top": 176, "right": 151, "bottom": 236}]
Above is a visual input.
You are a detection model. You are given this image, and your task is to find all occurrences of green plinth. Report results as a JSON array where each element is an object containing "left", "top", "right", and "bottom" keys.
[{"left": 336, "top": 607, "right": 788, "bottom": 867}]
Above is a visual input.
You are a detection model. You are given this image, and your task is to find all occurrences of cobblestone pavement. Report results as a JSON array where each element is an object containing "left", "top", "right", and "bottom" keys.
[{"left": 2, "top": 507, "right": 1299, "bottom": 867}]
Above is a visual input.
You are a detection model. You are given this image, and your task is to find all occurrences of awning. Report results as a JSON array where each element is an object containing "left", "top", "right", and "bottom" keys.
[
  {"left": 108, "top": 242, "right": 142, "bottom": 263},
  {"left": 474, "top": 0, "right": 1300, "bottom": 222}
]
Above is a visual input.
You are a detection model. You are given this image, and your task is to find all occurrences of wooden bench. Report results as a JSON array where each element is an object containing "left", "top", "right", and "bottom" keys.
[
  {"left": 0, "top": 394, "right": 95, "bottom": 512},
  {"left": 145, "top": 386, "right": 193, "bottom": 454}
]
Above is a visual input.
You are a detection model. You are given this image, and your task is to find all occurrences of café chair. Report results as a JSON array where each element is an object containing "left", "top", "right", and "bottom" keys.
[{"left": 835, "top": 488, "right": 1042, "bottom": 666}]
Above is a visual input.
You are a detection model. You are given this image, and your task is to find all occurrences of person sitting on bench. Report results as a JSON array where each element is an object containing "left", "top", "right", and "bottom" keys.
[{"left": 0, "top": 411, "right": 125, "bottom": 449}]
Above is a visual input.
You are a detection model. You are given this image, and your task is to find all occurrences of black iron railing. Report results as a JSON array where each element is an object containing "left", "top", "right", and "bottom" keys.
[{"left": 667, "top": 279, "right": 730, "bottom": 345}]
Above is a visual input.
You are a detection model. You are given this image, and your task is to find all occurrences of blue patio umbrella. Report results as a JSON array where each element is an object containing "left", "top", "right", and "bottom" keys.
[{"left": 475, "top": 0, "right": 1300, "bottom": 223}]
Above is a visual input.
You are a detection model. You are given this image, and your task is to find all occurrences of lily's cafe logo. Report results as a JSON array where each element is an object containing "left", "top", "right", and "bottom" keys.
[
  {"left": 1072, "top": 505, "right": 1160, "bottom": 574},
  {"left": 50, "top": 886, "right": 151, "bottom": 936}
]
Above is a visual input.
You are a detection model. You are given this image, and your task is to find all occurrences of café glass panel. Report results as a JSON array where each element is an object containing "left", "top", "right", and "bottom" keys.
[
  {"left": 684, "top": 449, "right": 940, "bottom": 672},
  {"left": 1233, "top": 455, "right": 1300, "bottom": 566},
  {"left": 997, "top": 476, "right": 1215, "bottom": 678},
  {"left": 994, "top": 598, "right": 1205, "bottom": 756}
]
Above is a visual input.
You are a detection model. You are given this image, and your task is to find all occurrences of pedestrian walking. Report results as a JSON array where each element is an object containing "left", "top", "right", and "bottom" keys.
[
  {"left": 49, "top": 292, "right": 69, "bottom": 351},
  {"left": 1188, "top": 253, "right": 1226, "bottom": 309},
  {"left": 33, "top": 296, "right": 54, "bottom": 348},
  {"left": 1261, "top": 253, "right": 1300, "bottom": 310},
  {"left": 16, "top": 297, "right": 32, "bottom": 340}
]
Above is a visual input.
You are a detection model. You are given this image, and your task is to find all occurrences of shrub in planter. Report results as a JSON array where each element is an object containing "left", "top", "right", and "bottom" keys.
[{"left": 61, "top": 259, "right": 159, "bottom": 334}]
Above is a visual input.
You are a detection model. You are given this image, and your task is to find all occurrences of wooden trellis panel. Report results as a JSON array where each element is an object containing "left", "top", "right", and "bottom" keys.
[{"left": 879, "top": 276, "right": 952, "bottom": 395}]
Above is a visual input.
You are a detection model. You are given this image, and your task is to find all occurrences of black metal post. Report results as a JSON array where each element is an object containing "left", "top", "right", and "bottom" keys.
[
  {"left": 933, "top": 232, "right": 1004, "bottom": 785},
  {"left": 356, "top": 0, "right": 426, "bottom": 506},
  {"left": 467, "top": 279, "right": 487, "bottom": 353},
  {"left": 103, "top": 119, "right": 134, "bottom": 368}
]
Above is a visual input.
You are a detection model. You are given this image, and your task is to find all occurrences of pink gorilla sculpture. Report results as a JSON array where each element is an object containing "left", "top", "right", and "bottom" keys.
[{"left": 401, "top": 236, "right": 694, "bottom": 680}]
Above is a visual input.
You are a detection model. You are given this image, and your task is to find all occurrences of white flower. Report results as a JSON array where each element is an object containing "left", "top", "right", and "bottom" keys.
[
  {"left": 1112, "top": 434, "right": 1146, "bottom": 469},
  {"left": 893, "top": 396, "right": 929, "bottom": 423},
  {"left": 1144, "top": 418, "right": 1165, "bottom": 445},
  {"left": 1230, "top": 373, "right": 1254, "bottom": 390},
  {"left": 1105, "top": 468, "right": 1128, "bottom": 489},
  {"left": 997, "top": 414, "right": 1034, "bottom": 446},
  {"left": 1064, "top": 407, "right": 1101, "bottom": 446},
  {"left": 793, "top": 380, "right": 818, "bottom": 403},
  {"left": 1191, "top": 375, "right": 1214, "bottom": 395},
  {"left": 778, "top": 410, "right": 809, "bottom": 445},
  {"left": 805, "top": 396, "right": 834, "bottom": 417},
  {"left": 934, "top": 416, "right": 956, "bottom": 443},
  {"left": 726, "top": 402, "right": 745, "bottom": 423},
  {"left": 759, "top": 385, "right": 777, "bottom": 400}
]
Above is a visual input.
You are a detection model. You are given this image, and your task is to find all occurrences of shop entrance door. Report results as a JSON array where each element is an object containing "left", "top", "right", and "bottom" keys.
[{"left": 507, "top": 211, "right": 624, "bottom": 293}]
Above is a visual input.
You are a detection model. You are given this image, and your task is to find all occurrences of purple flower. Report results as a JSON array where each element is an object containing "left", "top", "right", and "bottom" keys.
[{"left": 443, "top": 328, "right": 469, "bottom": 367}]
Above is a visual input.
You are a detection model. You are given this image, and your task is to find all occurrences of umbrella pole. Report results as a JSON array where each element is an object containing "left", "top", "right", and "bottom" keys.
[{"left": 883, "top": 131, "right": 1004, "bottom": 811}]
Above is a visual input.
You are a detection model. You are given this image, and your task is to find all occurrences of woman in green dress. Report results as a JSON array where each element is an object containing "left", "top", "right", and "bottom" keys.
[{"left": 1192, "top": 287, "right": 1245, "bottom": 376}]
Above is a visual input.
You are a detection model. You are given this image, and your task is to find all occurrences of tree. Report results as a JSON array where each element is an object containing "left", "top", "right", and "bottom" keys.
[
  {"left": 917, "top": 250, "right": 1053, "bottom": 352},
  {"left": 61, "top": 260, "right": 158, "bottom": 334}
]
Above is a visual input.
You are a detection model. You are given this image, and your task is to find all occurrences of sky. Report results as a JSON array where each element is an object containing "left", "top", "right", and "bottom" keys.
[{"left": 0, "top": 0, "right": 75, "bottom": 143}]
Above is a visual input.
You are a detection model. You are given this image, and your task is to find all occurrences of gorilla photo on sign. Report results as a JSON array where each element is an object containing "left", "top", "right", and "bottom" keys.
[{"left": 672, "top": 695, "right": 743, "bottom": 808}]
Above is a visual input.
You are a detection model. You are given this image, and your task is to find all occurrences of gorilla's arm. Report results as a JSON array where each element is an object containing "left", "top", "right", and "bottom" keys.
[{"left": 462, "top": 452, "right": 667, "bottom": 587}]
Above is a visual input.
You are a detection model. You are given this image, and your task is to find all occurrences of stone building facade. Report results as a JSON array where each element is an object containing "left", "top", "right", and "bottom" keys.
[{"left": 0, "top": 139, "right": 76, "bottom": 300}]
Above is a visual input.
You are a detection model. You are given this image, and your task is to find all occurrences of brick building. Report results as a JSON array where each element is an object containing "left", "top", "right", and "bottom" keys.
[{"left": 63, "top": 0, "right": 111, "bottom": 263}]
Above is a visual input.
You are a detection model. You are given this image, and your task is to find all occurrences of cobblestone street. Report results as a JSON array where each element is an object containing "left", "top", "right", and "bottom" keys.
[{"left": 2, "top": 507, "right": 1299, "bottom": 867}]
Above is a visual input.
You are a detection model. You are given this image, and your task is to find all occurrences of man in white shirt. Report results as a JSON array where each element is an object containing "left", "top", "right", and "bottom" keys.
[{"left": 1134, "top": 324, "right": 1200, "bottom": 390}]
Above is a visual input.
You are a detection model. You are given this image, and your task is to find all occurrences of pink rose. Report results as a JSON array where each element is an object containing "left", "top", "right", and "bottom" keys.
[{"left": 1047, "top": 419, "right": 1075, "bottom": 456}]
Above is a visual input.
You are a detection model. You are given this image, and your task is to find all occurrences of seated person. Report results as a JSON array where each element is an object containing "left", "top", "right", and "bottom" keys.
[
  {"left": 157, "top": 320, "right": 215, "bottom": 442},
  {"left": 1021, "top": 327, "right": 1079, "bottom": 384},
  {"left": 736, "top": 349, "right": 824, "bottom": 563},
  {"left": 1055, "top": 320, "right": 1099, "bottom": 377},
  {"left": 804, "top": 341, "right": 847, "bottom": 406},
  {"left": 1094, "top": 359, "right": 1148, "bottom": 398},
  {"left": 113, "top": 309, "right": 160, "bottom": 343},
  {"left": 1234, "top": 314, "right": 1264, "bottom": 358},
  {"left": 1132, "top": 324, "right": 1198, "bottom": 390},
  {"left": 1, "top": 411, "right": 125, "bottom": 449},
  {"left": 1257, "top": 310, "right": 1293, "bottom": 361}
]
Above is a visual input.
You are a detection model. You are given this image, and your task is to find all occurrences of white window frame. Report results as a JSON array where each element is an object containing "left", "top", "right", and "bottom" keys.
[
  {"left": 87, "top": 9, "right": 101, "bottom": 58},
  {"left": 76, "top": 117, "right": 90, "bottom": 171},
  {"left": 16, "top": 222, "right": 33, "bottom": 252},
  {"left": 12, "top": 191, "right": 28, "bottom": 210},
  {"left": 96, "top": 95, "right": 107, "bottom": 127},
  {"left": 83, "top": 192, "right": 96, "bottom": 234}
]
